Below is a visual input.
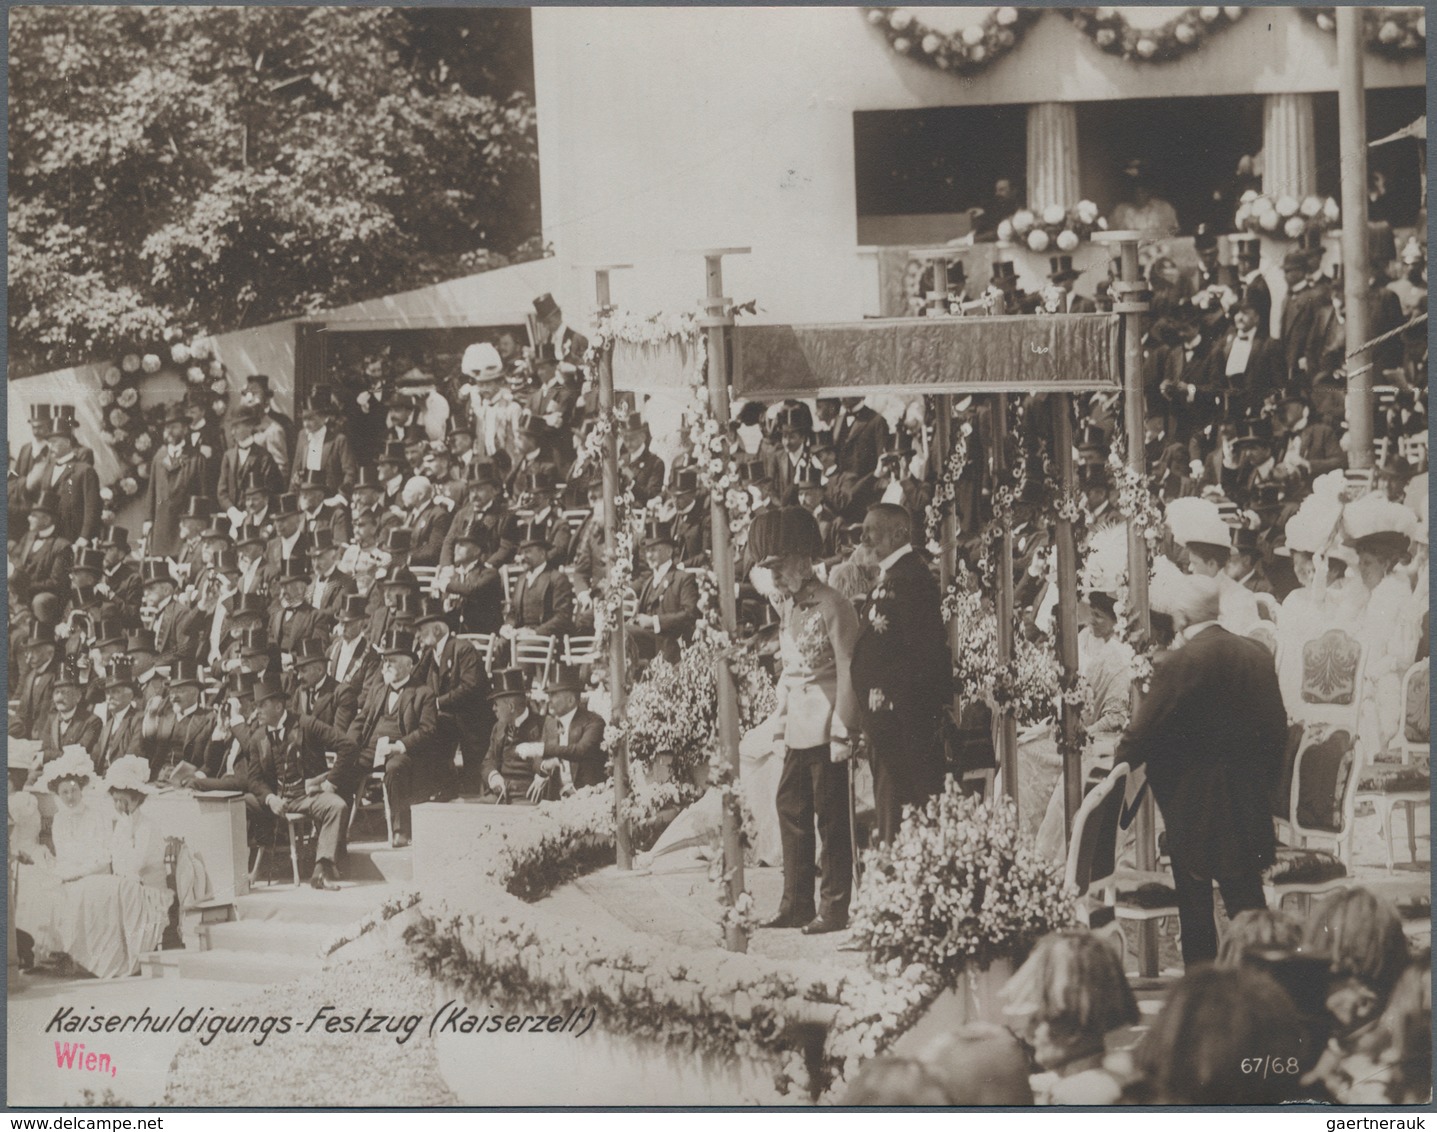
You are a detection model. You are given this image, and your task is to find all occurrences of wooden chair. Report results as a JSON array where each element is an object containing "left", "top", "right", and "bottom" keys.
[
  {"left": 457, "top": 632, "right": 498, "bottom": 673},
  {"left": 348, "top": 768, "right": 395, "bottom": 846},
  {"left": 1356, "top": 658, "right": 1431, "bottom": 872},
  {"left": 561, "top": 508, "right": 592, "bottom": 533},
  {"left": 410, "top": 565, "right": 438, "bottom": 589},
  {"left": 500, "top": 563, "right": 525, "bottom": 610},
  {"left": 563, "top": 634, "right": 599, "bottom": 666},
  {"left": 250, "top": 813, "right": 316, "bottom": 887},
  {"left": 1263, "top": 726, "right": 1361, "bottom": 910},
  {"left": 512, "top": 633, "right": 557, "bottom": 685},
  {"left": 1292, "top": 628, "right": 1367, "bottom": 732},
  {"left": 1064, "top": 762, "right": 1180, "bottom": 969}
]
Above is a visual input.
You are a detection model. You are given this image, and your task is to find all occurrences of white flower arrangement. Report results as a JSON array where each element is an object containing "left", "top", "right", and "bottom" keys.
[
  {"left": 186, "top": 365, "right": 206, "bottom": 385},
  {"left": 119, "top": 476, "right": 139, "bottom": 496},
  {"left": 850, "top": 783, "right": 1075, "bottom": 984},
  {"left": 121, "top": 354, "right": 141, "bottom": 375},
  {"left": 97, "top": 390, "right": 115, "bottom": 407},
  {"left": 1004, "top": 200, "right": 1107, "bottom": 250},
  {"left": 1236, "top": 193, "right": 1338, "bottom": 241},
  {"left": 117, "top": 387, "right": 139, "bottom": 409},
  {"left": 141, "top": 353, "right": 161, "bottom": 374},
  {"left": 171, "top": 344, "right": 192, "bottom": 366},
  {"left": 133, "top": 433, "right": 153, "bottom": 454}
]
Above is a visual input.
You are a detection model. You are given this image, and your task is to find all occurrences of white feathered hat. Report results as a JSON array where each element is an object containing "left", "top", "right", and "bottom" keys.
[
  {"left": 1280, "top": 496, "right": 1343, "bottom": 557},
  {"left": 1343, "top": 493, "right": 1418, "bottom": 557},
  {"left": 102, "top": 754, "right": 156, "bottom": 796},
  {"left": 1165, "top": 496, "right": 1231, "bottom": 551},
  {"left": 42, "top": 747, "right": 96, "bottom": 791},
  {"left": 460, "top": 342, "right": 503, "bottom": 380}
]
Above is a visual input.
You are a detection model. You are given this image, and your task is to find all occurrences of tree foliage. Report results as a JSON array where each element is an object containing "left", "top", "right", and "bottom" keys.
[{"left": 9, "top": 7, "right": 540, "bottom": 377}]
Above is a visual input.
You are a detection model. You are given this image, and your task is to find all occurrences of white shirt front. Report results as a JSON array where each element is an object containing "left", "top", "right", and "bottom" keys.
[
  {"left": 304, "top": 427, "right": 327, "bottom": 472},
  {"left": 334, "top": 636, "right": 365, "bottom": 684},
  {"left": 1225, "top": 332, "right": 1255, "bottom": 377}
]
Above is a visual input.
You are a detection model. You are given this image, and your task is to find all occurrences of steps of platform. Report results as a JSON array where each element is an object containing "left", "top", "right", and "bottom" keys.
[
  {"left": 201, "top": 919, "right": 336, "bottom": 958},
  {"left": 233, "top": 883, "right": 404, "bottom": 926},
  {"left": 172, "top": 948, "right": 324, "bottom": 985},
  {"left": 247, "top": 841, "right": 411, "bottom": 886}
]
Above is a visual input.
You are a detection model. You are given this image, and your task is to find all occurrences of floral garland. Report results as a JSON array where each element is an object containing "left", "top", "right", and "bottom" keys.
[
  {"left": 96, "top": 334, "right": 229, "bottom": 507},
  {"left": 1301, "top": 7, "right": 1426, "bottom": 60},
  {"left": 1063, "top": 6, "right": 1246, "bottom": 63},
  {"left": 863, "top": 7, "right": 1040, "bottom": 75},
  {"left": 1001, "top": 201, "right": 1108, "bottom": 253},
  {"left": 1105, "top": 448, "right": 1166, "bottom": 691},
  {"left": 922, "top": 415, "right": 971, "bottom": 547},
  {"left": 1235, "top": 192, "right": 1340, "bottom": 242},
  {"left": 404, "top": 782, "right": 938, "bottom": 1100}
]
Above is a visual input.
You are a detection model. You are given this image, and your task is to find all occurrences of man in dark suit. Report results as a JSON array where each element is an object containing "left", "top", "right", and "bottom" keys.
[
  {"left": 415, "top": 597, "right": 493, "bottom": 795},
  {"left": 1156, "top": 313, "right": 1214, "bottom": 444},
  {"left": 144, "top": 406, "right": 206, "bottom": 557},
  {"left": 534, "top": 665, "right": 607, "bottom": 792},
  {"left": 1205, "top": 303, "right": 1281, "bottom": 420},
  {"left": 12, "top": 630, "right": 60, "bottom": 741},
  {"left": 626, "top": 520, "right": 699, "bottom": 665},
  {"left": 848, "top": 503, "right": 952, "bottom": 844},
  {"left": 533, "top": 292, "right": 590, "bottom": 367},
  {"left": 668, "top": 468, "right": 710, "bottom": 568},
  {"left": 1279, "top": 251, "right": 1329, "bottom": 391},
  {"left": 290, "top": 394, "right": 358, "bottom": 493},
  {"left": 295, "top": 471, "right": 352, "bottom": 547},
  {"left": 1273, "top": 396, "right": 1345, "bottom": 479},
  {"left": 291, "top": 637, "right": 359, "bottom": 734},
  {"left": 504, "top": 519, "right": 575, "bottom": 639},
  {"left": 269, "top": 556, "right": 332, "bottom": 660},
  {"left": 143, "top": 659, "right": 217, "bottom": 781},
  {"left": 480, "top": 668, "right": 553, "bottom": 802},
  {"left": 248, "top": 673, "right": 358, "bottom": 887},
  {"left": 218, "top": 408, "right": 284, "bottom": 514},
  {"left": 620, "top": 414, "right": 666, "bottom": 506},
  {"left": 439, "top": 460, "right": 512, "bottom": 568},
  {"left": 94, "top": 658, "right": 145, "bottom": 776},
  {"left": 439, "top": 521, "right": 506, "bottom": 635},
  {"left": 144, "top": 559, "right": 204, "bottom": 663},
  {"left": 347, "top": 630, "right": 441, "bottom": 846},
  {"left": 329, "top": 595, "right": 382, "bottom": 693},
  {"left": 834, "top": 398, "right": 890, "bottom": 478},
  {"left": 1048, "top": 255, "right": 1097, "bottom": 313},
  {"left": 306, "top": 529, "right": 355, "bottom": 622},
  {"left": 400, "top": 476, "right": 452, "bottom": 568},
  {"left": 9, "top": 489, "right": 73, "bottom": 605},
  {"left": 1115, "top": 574, "right": 1286, "bottom": 967},
  {"left": 40, "top": 662, "right": 102, "bottom": 765},
  {"left": 1226, "top": 527, "right": 1274, "bottom": 596},
  {"left": 1233, "top": 235, "right": 1272, "bottom": 336},
  {"left": 39, "top": 412, "right": 101, "bottom": 546}
]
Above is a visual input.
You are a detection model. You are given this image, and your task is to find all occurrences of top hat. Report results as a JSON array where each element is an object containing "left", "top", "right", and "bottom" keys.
[
  {"left": 545, "top": 664, "right": 585, "bottom": 694},
  {"left": 641, "top": 518, "right": 677, "bottom": 547},
  {"left": 98, "top": 523, "right": 130, "bottom": 549},
  {"left": 754, "top": 506, "right": 823, "bottom": 567},
  {"left": 1193, "top": 224, "right": 1218, "bottom": 252},
  {"left": 455, "top": 520, "right": 490, "bottom": 549},
  {"left": 300, "top": 390, "right": 335, "bottom": 417},
  {"left": 19, "top": 623, "right": 58, "bottom": 651},
  {"left": 1214, "top": 263, "right": 1240, "bottom": 290},
  {"left": 991, "top": 260, "right": 1019, "bottom": 285},
  {"left": 795, "top": 464, "right": 825, "bottom": 490},
  {"left": 1282, "top": 251, "right": 1309, "bottom": 272},
  {"left": 515, "top": 517, "right": 550, "bottom": 550},
  {"left": 737, "top": 455, "right": 770, "bottom": 485},
  {"left": 533, "top": 293, "right": 561, "bottom": 321},
  {"left": 309, "top": 527, "right": 339, "bottom": 556},
  {"left": 325, "top": 593, "right": 365, "bottom": 626},
  {"left": 880, "top": 433, "right": 916, "bottom": 462},
  {"left": 1252, "top": 482, "right": 1286, "bottom": 510},
  {"left": 1076, "top": 424, "right": 1108, "bottom": 452},
  {"left": 1233, "top": 417, "right": 1274, "bottom": 446},
  {"left": 1077, "top": 463, "right": 1112, "bottom": 491},
  {"left": 413, "top": 595, "right": 450, "bottom": 628},
  {"left": 48, "top": 407, "right": 78, "bottom": 436},
  {"left": 274, "top": 492, "right": 302, "bottom": 519},
  {"left": 229, "top": 406, "right": 261, "bottom": 429},
  {"left": 294, "top": 468, "right": 329, "bottom": 493},
  {"left": 279, "top": 555, "right": 312, "bottom": 584},
  {"left": 622, "top": 411, "right": 649, "bottom": 435},
  {"left": 468, "top": 460, "right": 504, "bottom": 489},
  {"left": 104, "top": 656, "right": 139, "bottom": 690},
  {"left": 523, "top": 467, "right": 558, "bottom": 494},
  {"left": 228, "top": 671, "right": 263, "bottom": 701},
  {"left": 29, "top": 488, "right": 62, "bottom": 517},
  {"left": 1233, "top": 233, "right": 1261, "bottom": 258},
  {"left": 377, "top": 440, "right": 408, "bottom": 465},
  {"left": 253, "top": 674, "right": 288, "bottom": 704},
  {"left": 378, "top": 628, "right": 417, "bottom": 658},
  {"left": 162, "top": 403, "right": 188, "bottom": 426},
  {"left": 401, "top": 426, "right": 429, "bottom": 447},
  {"left": 171, "top": 658, "right": 208, "bottom": 688},
  {"left": 73, "top": 548, "right": 106, "bottom": 576},
  {"left": 234, "top": 523, "right": 268, "bottom": 549},
  {"left": 446, "top": 415, "right": 475, "bottom": 439},
  {"left": 1047, "top": 255, "right": 1080, "bottom": 282},
  {"left": 126, "top": 628, "right": 158, "bottom": 655},
  {"left": 292, "top": 637, "right": 330, "bottom": 666},
  {"left": 1230, "top": 526, "right": 1262, "bottom": 556},
  {"left": 213, "top": 547, "right": 241, "bottom": 574},
  {"left": 92, "top": 618, "right": 128, "bottom": 649},
  {"left": 54, "top": 659, "right": 90, "bottom": 690},
  {"left": 27, "top": 403, "right": 56, "bottom": 438},
  {"left": 239, "top": 467, "right": 272, "bottom": 496},
  {"left": 140, "top": 558, "right": 175, "bottom": 589},
  {"left": 521, "top": 416, "right": 554, "bottom": 443},
  {"left": 775, "top": 403, "right": 814, "bottom": 434},
  {"left": 488, "top": 666, "right": 530, "bottom": 701},
  {"left": 237, "top": 627, "right": 271, "bottom": 657},
  {"left": 181, "top": 496, "right": 216, "bottom": 522},
  {"left": 671, "top": 466, "right": 702, "bottom": 497},
  {"left": 382, "top": 567, "right": 420, "bottom": 591},
  {"left": 534, "top": 342, "right": 560, "bottom": 366},
  {"left": 202, "top": 514, "right": 232, "bottom": 541},
  {"left": 383, "top": 528, "right": 414, "bottom": 556},
  {"left": 353, "top": 466, "right": 385, "bottom": 492}
]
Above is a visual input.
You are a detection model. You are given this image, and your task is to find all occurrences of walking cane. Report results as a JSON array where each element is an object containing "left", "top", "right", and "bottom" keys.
[{"left": 847, "top": 752, "right": 862, "bottom": 891}]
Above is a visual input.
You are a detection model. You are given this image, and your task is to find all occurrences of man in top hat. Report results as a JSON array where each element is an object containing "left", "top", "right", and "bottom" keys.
[
  {"left": 348, "top": 629, "right": 441, "bottom": 846},
  {"left": 235, "top": 467, "right": 278, "bottom": 543},
  {"left": 1278, "top": 250, "right": 1329, "bottom": 390},
  {"left": 144, "top": 558, "right": 203, "bottom": 664},
  {"left": 399, "top": 476, "right": 452, "bottom": 568},
  {"left": 769, "top": 404, "right": 818, "bottom": 505},
  {"left": 94, "top": 524, "right": 141, "bottom": 613},
  {"left": 439, "top": 460, "right": 509, "bottom": 568},
  {"left": 218, "top": 407, "right": 284, "bottom": 515},
  {"left": 437, "top": 520, "right": 505, "bottom": 635},
  {"left": 237, "top": 374, "right": 294, "bottom": 473},
  {"left": 234, "top": 522, "right": 275, "bottom": 602},
  {"left": 1205, "top": 302, "right": 1281, "bottom": 421},
  {"left": 1227, "top": 525, "right": 1273, "bottom": 596},
  {"left": 1155, "top": 309, "right": 1215, "bottom": 445},
  {"left": 174, "top": 496, "right": 215, "bottom": 584},
  {"left": 39, "top": 408, "right": 102, "bottom": 546},
  {"left": 527, "top": 346, "right": 580, "bottom": 452},
  {"left": 849, "top": 502, "right": 953, "bottom": 845},
  {"left": 10, "top": 488, "right": 73, "bottom": 605},
  {"left": 248, "top": 673, "right": 358, "bottom": 887},
  {"left": 833, "top": 397, "right": 891, "bottom": 479},
  {"left": 533, "top": 292, "right": 589, "bottom": 368},
  {"left": 1047, "top": 255, "right": 1096, "bottom": 314},
  {"left": 95, "top": 657, "right": 145, "bottom": 776},
  {"left": 620, "top": 413, "right": 666, "bottom": 506},
  {"left": 265, "top": 492, "right": 313, "bottom": 583},
  {"left": 42, "top": 660, "right": 102, "bottom": 765},
  {"left": 1228, "top": 416, "right": 1285, "bottom": 510},
  {"left": 479, "top": 667, "right": 552, "bottom": 803},
  {"left": 1227, "top": 234, "right": 1272, "bottom": 334},
  {"left": 143, "top": 404, "right": 205, "bottom": 557},
  {"left": 191, "top": 518, "right": 237, "bottom": 614},
  {"left": 1078, "top": 463, "right": 1117, "bottom": 531},
  {"left": 515, "top": 467, "right": 571, "bottom": 567},
  {"left": 527, "top": 664, "right": 607, "bottom": 795},
  {"left": 12, "top": 626, "right": 61, "bottom": 742},
  {"left": 349, "top": 466, "right": 400, "bottom": 544},
  {"left": 291, "top": 637, "right": 359, "bottom": 735},
  {"left": 307, "top": 529, "right": 355, "bottom": 621},
  {"left": 375, "top": 440, "right": 411, "bottom": 509},
  {"left": 291, "top": 390, "right": 357, "bottom": 493},
  {"left": 415, "top": 596, "right": 494, "bottom": 795},
  {"left": 1273, "top": 394, "right": 1344, "bottom": 482},
  {"left": 143, "top": 659, "right": 217, "bottom": 782},
  {"left": 626, "top": 519, "right": 699, "bottom": 665},
  {"left": 503, "top": 518, "right": 575, "bottom": 639},
  {"left": 296, "top": 469, "right": 352, "bottom": 547},
  {"left": 209, "top": 591, "right": 267, "bottom": 671},
  {"left": 792, "top": 465, "right": 842, "bottom": 564},
  {"left": 367, "top": 552, "right": 418, "bottom": 643},
  {"left": 668, "top": 467, "right": 710, "bottom": 568},
  {"left": 330, "top": 594, "right": 381, "bottom": 693},
  {"left": 16, "top": 404, "right": 58, "bottom": 503},
  {"left": 270, "top": 555, "right": 332, "bottom": 659}
]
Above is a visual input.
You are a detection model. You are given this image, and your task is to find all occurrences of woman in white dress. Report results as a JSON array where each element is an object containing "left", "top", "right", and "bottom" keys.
[
  {"left": 13, "top": 748, "right": 113, "bottom": 968},
  {"left": 55, "top": 755, "right": 172, "bottom": 979}
]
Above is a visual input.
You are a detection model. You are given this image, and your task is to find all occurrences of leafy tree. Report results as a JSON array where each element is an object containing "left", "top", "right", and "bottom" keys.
[{"left": 9, "top": 7, "right": 540, "bottom": 377}]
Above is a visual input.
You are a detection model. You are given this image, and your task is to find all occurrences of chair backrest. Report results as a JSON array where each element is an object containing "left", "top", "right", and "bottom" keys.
[
  {"left": 564, "top": 635, "right": 599, "bottom": 665},
  {"left": 621, "top": 591, "right": 638, "bottom": 621},
  {"left": 410, "top": 565, "right": 438, "bottom": 587},
  {"left": 1295, "top": 628, "right": 1367, "bottom": 729},
  {"left": 1247, "top": 623, "right": 1278, "bottom": 656},
  {"left": 501, "top": 563, "right": 525, "bottom": 608},
  {"left": 1064, "top": 762, "right": 1131, "bottom": 898},
  {"left": 1271, "top": 721, "right": 1308, "bottom": 827},
  {"left": 561, "top": 508, "right": 592, "bottom": 533},
  {"left": 1400, "top": 657, "right": 1430, "bottom": 762},
  {"left": 1288, "top": 726, "right": 1360, "bottom": 859},
  {"left": 457, "top": 633, "right": 497, "bottom": 672},
  {"left": 1398, "top": 432, "right": 1428, "bottom": 465},
  {"left": 513, "top": 633, "right": 556, "bottom": 666}
]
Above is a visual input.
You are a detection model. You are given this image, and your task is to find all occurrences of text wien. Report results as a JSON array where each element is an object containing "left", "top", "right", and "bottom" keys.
[{"left": 54, "top": 1043, "right": 117, "bottom": 1078}]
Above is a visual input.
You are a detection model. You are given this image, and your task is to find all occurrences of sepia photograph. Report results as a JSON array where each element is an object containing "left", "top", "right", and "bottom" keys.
[{"left": 4, "top": 3, "right": 1431, "bottom": 1110}]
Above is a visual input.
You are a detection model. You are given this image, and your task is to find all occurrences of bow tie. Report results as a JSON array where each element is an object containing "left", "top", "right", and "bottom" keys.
[{"left": 1236, "top": 333, "right": 1253, "bottom": 342}]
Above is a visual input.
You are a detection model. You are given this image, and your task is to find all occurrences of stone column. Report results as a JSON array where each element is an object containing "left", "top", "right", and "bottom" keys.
[
  {"left": 1262, "top": 92, "right": 1318, "bottom": 200},
  {"left": 1026, "top": 102, "right": 1081, "bottom": 211}
]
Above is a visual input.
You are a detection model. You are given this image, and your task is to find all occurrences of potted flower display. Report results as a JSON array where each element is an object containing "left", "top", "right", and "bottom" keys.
[
  {"left": 1000, "top": 201, "right": 1108, "bottom": 253},
  {"left": 1235, "top": 192, "right": 1340, "bottom": 242}
]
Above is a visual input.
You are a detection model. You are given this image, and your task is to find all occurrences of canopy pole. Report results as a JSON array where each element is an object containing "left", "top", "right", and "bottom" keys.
[
  {"left": 590, "top": 265, "right": 633, "bottom": 869},
  {"left": 1337, "top": 7, "right": 1375, "bottom": 471},
  {"left": 1053, "top": 394, "right": 1083, "bottom": 842},
  {"left": 993, "top": 393, "right": 1018, "bottom": 806},
  {"left": 695, "top": 247, "right": 751, "bottom": 952}
]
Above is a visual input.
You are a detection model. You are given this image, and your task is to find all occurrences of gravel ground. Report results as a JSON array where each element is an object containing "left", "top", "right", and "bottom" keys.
[{"left": 163, "top": 956, "right": 455, "bottom": 1107}]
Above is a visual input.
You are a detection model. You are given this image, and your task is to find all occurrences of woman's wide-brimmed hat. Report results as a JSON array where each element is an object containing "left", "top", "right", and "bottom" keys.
[
  {"left": 104, "top": 754, "right": 156, "bottom": 796},
  {"left": 43, "top": 747, "right": 96, "bottom": 792}
]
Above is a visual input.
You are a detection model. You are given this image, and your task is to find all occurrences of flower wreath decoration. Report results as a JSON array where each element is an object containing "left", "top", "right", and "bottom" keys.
[
  {"left": 863, "top": 6, "right": 1041, "bottom": 74},
  {"left": 1002, "top": 201, "right": 1108, "bottom": 253},
  {"left": 1063, "top": 7, "right": 1247, "bottom": 63},
  {"left": 1301, "top": 7, "right": 1425, "bottom": 60},
  {"left": 1236, "top": 192, "right": 1340, "bottom": 242},
  {"left": 96, "top": 333, "right": 229, "bottom": 512}
]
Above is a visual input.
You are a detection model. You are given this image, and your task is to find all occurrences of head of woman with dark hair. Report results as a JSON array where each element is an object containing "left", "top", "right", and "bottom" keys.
[
  {"left": 1305, "top": 887, "right": 1410, "bottom": 1039},
  {"left": 841, "top": 1055, "right": 951, "bottom": 1106},
  {"left": 1217, "top": 909, "right": 1305, "bottom": 969},
  {"left": 1367, "top": 953, "right": 1432, "bottom": 1104},
  {"left": 1134, "top": 966, "right": 1306, "bottom": 1105}
]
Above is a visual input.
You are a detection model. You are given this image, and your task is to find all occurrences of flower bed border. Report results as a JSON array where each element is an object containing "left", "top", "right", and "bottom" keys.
[{"left": 403, "top": 783, "right": 937, "bottom": 1101}]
